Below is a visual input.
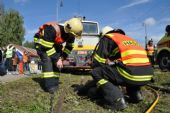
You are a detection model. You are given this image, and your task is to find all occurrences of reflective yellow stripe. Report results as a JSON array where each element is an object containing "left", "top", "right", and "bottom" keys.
[
  {"left": 46, "top": 47, "right": 56, "bottom": 56},
  {"left": 97, "top": 79, "right": 108, "bottom": 87},
  {"left": 35, "top": 45, "right": 39, "bottom": 49},
  {"left": 41, "top": 72, "right": 59, "bottom": 78},
  {"left": 121, "top": 50, "right": 147, "bottom": 57},
  {"left": 123, "top": 58, "right": 149, "bottom": 64},
  {"left": 34, "top": 37, "right": 38, "bottom": 43},
  {"left": 66, "top": 43, "right": 74, "bottom": 47},
  {"left": 110, "top": 47, "right": 119, "bottom": 56},
  {"left": 116, "top": 67, "right": 152, "bottom": 81},
  {"left": 37, "top": 39, "right": 54, "bottom": 48},
  {"left": 63, "top": 48, "right": 71, "bottom": 54},
  {"left": 94, "top": 54, "right": 106, "bottom": 63}
]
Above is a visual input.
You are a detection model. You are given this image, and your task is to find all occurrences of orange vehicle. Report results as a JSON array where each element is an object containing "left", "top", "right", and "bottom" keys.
[
  {"left": 63, "top": 20, "right": 100, "bottom": 70},
  {"left": 156, "top": 25, "right": 170, "bottom": 71}
]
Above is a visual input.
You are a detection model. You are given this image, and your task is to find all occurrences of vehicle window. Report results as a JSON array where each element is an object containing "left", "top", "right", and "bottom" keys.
[{"left": 82, "top": 22, "right": 98, "bottom": 35}]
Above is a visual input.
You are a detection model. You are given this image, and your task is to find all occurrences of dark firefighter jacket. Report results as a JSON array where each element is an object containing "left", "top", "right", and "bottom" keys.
[
  {"left": 34, "top": 22, "right": 75, "bottom": 63},
  {"left": 92, "top": 33, "right": 153, "bottom": 85}
]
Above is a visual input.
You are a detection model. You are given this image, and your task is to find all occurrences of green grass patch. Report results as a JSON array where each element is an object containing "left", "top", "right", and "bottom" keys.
[{"left": 1, "top": 70, "right": 170, "bottom": 113}]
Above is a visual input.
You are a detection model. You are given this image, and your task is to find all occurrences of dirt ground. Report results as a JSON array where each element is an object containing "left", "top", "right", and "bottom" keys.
[{"left": 0, "top": 74, "right": 28, "bottom": 84}]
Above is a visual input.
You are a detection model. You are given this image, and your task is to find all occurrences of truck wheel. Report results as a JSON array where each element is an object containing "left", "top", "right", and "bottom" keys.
[{"left": 158, "top": 52, "right": 170, "bottom": 71}]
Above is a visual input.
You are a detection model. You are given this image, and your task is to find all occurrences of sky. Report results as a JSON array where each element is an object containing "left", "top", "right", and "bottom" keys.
[{"left": 2, "top": 0, "right": 170, "bottom": 46}]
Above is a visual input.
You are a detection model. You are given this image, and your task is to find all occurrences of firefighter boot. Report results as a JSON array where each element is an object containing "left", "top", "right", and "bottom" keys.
[
  {"left": 44, "top": 77, "right": 59, "bottom": 94},
  {"left": 104, "top": 97, "right": 127, "bottom": 111},
  {"left": 100, "top": 82, "right": 127, "bottom": 111},
  {"left": 128, "top": 90, "right": 143, "bottom": 103},
  {"left": 113, "top": 97, "right": 127, "bottom": 111}
]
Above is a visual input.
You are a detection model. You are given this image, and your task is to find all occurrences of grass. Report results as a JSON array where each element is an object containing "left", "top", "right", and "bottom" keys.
[{"left": 1, "top": 69, "right": 170, "bottom": 113}]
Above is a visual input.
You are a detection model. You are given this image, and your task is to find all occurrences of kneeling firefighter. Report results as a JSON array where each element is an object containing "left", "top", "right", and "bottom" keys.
[
  {"left": 78, "top": 26, "right": 154, "bottom": 111},
  {"left": 34, "top": 18, "right": 83, "bottom": 93}
]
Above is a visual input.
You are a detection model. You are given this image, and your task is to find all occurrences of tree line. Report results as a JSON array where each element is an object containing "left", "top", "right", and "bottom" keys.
[{"left": 0, "top": 3, "right": 34, "bottom": 48}]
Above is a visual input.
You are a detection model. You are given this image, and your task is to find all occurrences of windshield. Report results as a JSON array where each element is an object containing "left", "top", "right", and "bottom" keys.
[{"left": 82, "top": 22, "right": 99, "bottom": 35}]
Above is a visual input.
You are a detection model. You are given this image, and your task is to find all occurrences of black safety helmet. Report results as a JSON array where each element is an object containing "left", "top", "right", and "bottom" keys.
[
  {"left": 111, "top": 29, "right": 126, "bottom": 35},
  {"left": 166, "top": 25, "right": 170, "bottom": 33}
]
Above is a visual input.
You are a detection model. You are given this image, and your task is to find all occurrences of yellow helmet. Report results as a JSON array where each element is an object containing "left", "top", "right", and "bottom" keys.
[
  {"left": 64, "top": 18, "right": 83, "bottom": 39},
  {"left": 101, "top": 26, "right": 113, "bottom": 36}
]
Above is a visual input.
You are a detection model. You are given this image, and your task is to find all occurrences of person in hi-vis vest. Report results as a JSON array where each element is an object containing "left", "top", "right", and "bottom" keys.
[
  {"left": 146, "top": 39, "right": 155, "bottom": 66},
  {"left": 78, "top": 26, "right": 154, "bottom": 111}
]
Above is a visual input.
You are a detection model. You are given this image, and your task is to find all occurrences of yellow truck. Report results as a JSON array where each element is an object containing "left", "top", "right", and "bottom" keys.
[
  {"left": 63, "top": 20, "right": 100, "bottom": 70},
  {"left": 156, "top": 25, "right": 170, "bottom": 71}
]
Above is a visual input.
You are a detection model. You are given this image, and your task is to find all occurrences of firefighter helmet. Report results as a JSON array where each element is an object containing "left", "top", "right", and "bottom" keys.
[
  {"left": 101, "top": 26, "right": 113, "bottom": 36},
  {"left": 64, "top": 18, "right": 83, "bottom": 39},
  {"left": 112, "top": 29, "right": 126, "bottom": 35}
]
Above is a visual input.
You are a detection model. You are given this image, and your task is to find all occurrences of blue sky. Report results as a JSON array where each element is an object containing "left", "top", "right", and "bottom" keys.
[{"left": 3, "top": 0, "right": 170, "bottom": 46}]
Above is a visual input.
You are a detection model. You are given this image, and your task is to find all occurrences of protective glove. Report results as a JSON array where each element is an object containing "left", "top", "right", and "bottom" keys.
[{"left": 56, "top": 57, "right": 63, "bottom": 69}]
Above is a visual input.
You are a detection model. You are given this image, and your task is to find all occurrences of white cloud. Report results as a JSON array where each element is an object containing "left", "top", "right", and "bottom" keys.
[
  {"left": 144, "top": 17, "right": 156, "bottom": 26},
  {"left": 14, "top": 0, "right": 28, "bottom": 4},
  {"left": 119, "top": 0, "right": 150, "bottom": 10}
]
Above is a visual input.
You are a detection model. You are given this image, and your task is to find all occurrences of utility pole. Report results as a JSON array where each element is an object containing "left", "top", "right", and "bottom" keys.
[
  {"left": 143, "top": 23, "right": 148, "bottom": 49},
  {"left": 56, "top": 0, "right": 63, "bottom": 21}
]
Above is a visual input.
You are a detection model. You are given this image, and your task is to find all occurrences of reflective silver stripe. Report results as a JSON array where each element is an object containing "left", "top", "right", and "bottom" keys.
[
  {"left": 63, "top": 48, "right": 71, "bottom": 54},
  {"left": 46, "top": 47, "right": 56, "bottom": 56},
  {"left": 37, "top": 39, "right": 54, "bottom": 48}
]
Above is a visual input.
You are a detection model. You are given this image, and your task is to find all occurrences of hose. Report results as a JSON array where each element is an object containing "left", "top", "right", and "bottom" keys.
[{"left": 145, "top": 86, "right": 160, "bottom": 113}]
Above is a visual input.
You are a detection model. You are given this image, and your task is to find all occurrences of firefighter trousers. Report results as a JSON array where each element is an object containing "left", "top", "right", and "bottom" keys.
[
  {"left": 91, "top": 65, "right": 142, "bottom": 104},
  {"left": 39, "top": 51, "right": 60, "bottom": 92}
]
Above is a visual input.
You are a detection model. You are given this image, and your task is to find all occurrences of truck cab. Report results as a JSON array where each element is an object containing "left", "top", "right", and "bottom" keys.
[
  {"left": 156, "top": 26, "right": 170, "bottom": 71},
  {"left": 63, "top": 20, "right": 100, "bottom": 70}
]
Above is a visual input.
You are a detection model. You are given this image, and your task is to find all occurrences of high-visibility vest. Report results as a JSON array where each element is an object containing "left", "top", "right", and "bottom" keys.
[
  {"left": 105, "top": 33, "right": 150, "bottom": 66},
  {"left": 6, "top": 47, "right": 13, "bottom": 58},
  {"left": 39, "top": 22, "right": 64, "bottom": 44},
  {"left": 147, "top": 45, "right": 154, "bottom": 56}
]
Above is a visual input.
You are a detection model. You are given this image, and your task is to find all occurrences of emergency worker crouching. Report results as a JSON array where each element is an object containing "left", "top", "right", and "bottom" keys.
[
  {"left": 80, "top": 26, "right": 154, "bottom": 111},
  {"left": 34, "top": 18, "right": 83, "bottom": 93}
]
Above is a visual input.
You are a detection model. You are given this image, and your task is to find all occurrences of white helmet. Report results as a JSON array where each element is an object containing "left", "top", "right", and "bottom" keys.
[
  {"left": 101, "top": 26, "right": 113, "bottom": 36},
  {"left": 64, "top": 18, "right": 83, "bottom": 39}
]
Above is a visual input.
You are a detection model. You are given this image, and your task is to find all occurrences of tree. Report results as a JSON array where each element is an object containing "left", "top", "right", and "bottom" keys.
[
  {"left": 23, "top": 41, "right": 34, "bottom": 49},
  {"left": 0, "top": 9, "right": 25, "bottom": 47}
]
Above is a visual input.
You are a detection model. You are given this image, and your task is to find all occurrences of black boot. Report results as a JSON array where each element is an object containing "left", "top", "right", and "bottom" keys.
[
  {"left": 128, "top": 90, "right": 143, "bottom": 103},
  {"left": 114, "top": 97, "right": 127, "bottom": 111},
  {"left": 44, "top": 77, "right": 59, "bottom": 94},
  {"left": 104, "top": 97, "right": 127, "bottom": 111}
]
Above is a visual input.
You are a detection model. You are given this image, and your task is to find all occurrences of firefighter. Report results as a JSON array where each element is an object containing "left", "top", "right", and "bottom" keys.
[
  {"left": 89, "top": 27, "right": 154, "bottom": 111},
  {"left": 146, "top": 39, "right": 155, "bottom": 66},
  {"left": 34, "top": 17, "right": 83, "bottom": 94}
]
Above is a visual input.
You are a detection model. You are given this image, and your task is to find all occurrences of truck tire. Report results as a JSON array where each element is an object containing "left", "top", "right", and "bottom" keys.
[{"left": 158, "top": 52, "right": 170, "bottom": 71}]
